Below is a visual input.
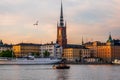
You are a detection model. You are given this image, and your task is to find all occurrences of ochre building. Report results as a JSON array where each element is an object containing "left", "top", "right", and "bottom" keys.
[
  {"left": 63, "top": 48, "right": 92, "bottom": 62},
  {"left": 13, "top": 43, "right": 41, "bottom": 57}
]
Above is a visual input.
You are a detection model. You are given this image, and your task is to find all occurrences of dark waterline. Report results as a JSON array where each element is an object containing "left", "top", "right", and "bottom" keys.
[{"left": 0, "top": 65, "right": 120, "bottom": 80}]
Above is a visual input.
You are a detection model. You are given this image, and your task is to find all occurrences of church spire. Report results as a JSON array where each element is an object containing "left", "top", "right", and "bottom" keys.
[
  {"left": 106, "top": 32, "right": 114, "bottom": 46},
  {"left": 0, "top": 40, "right": 3, "bottom": 45},
  {"left": 109, "top": 32, "right": 112, "bottom": 40},
  {"left": 57, "top": 0, "right": 67, "bottom": 48},
  {"left": 82, "top": 36, "right": 84, "bottom": 45},
  {"left": 107, "top": 32, "right": 113, "bottom": 43},
  {"left": 60, "top": 0, "right": 64, "bottom": 27}
]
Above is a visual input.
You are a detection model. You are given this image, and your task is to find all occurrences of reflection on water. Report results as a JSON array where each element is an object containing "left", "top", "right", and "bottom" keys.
[
  {"left": 55, "top": 69, "right": 69, "bottom": 80},
  {"left": 0, "top": 65, "right": 120, "bottom": 80}
]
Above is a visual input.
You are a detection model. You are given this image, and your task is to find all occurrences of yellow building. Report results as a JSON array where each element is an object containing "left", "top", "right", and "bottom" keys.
[
  {"left": 13, "top": 43, "right": 41, "bottom": 57},
  {"left": 84, "top": 35, "right": 120, "bottom": 63},
  {"left": 63, "top": 48, "right": 92, "bottom": 62}
]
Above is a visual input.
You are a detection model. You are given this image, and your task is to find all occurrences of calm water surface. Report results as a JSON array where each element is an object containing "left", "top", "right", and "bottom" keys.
[{"left": 0, "top": 65, "right": 119, "bottom": 80}]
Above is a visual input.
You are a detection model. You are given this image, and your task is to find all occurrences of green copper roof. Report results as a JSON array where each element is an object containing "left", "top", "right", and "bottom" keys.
[{"left": 107, "top": 33, "right": 113, "bottom": 43}]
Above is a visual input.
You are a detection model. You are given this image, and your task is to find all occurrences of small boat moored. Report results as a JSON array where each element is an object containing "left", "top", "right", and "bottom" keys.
[{"left": 112, "top": 59, "right": 120, "bottom": 64}]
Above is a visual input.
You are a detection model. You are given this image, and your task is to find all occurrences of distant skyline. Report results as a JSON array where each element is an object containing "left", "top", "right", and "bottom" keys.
[{"left": 0, "top": 0, "right": 120, "bottom": 44}]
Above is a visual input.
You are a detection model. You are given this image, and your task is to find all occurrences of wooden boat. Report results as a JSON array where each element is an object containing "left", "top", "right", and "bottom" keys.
[{"left": 53, "top": 63, "right": 70, "bottom": 69}]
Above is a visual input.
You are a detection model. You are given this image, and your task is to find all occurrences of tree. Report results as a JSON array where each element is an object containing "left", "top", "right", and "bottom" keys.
[
  {"left": 43, "top": 50, "right": 50, "bottom": 58},
  {"left": 35, "top": 52, "right": 40, "bottom": 57},
  {"left": 0, "top": 50, "right": 13, "bottom": 58},
  {"left": 31, "top": 52, "right": 40, "bottom": 57}
]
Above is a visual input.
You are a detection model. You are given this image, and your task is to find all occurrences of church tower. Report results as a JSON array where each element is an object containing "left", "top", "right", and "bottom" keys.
[{"left": 56, "top": 1, "right": 67, "bottom": 48}]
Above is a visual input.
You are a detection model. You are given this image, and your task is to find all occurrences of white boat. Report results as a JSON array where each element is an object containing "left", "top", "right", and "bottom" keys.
[
  {"left": 112, "top": 59, "right": 120, "bottom": 64},
  {"left": 0, "top": 57, "right": 61, "bottom": 65}
]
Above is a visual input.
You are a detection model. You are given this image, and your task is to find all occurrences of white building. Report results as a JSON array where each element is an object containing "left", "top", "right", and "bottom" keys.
[{"left": 40, "top": 42, "right": 62, "bottom": 58}]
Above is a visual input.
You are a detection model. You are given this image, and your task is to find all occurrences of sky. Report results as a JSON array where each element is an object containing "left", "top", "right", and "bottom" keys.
[{"left": 0, "top": 0, "right": 120, "bottom": 44}]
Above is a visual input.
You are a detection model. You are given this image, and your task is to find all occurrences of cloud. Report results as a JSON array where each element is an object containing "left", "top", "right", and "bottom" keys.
[{"left": 0, "top": 0, "right": 120, "bottom": 44}]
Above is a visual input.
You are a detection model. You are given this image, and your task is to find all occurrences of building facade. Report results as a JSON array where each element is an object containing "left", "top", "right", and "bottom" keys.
[
  {"left": 56, "top": 1, "right": 67, "bottom": 48},
  {"left": 63, "top": 48, "right": 92, "bottom": 62},
  {"left": 13, "top": 43, "right": 41, "bottom": 57},
  {"left": 40, "top": 42, "right": 62, "bottom": 58},
  {"left": 84, "top": 35, "right": 120, "bottom": 63}
]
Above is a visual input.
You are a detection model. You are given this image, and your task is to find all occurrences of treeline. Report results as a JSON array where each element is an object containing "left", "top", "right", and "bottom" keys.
[
  {"left": 0, "top": 50, "right": 50, "bottom": 58},
  {"left": 0, "top": 50, "right": 13, "bottom": 57}
]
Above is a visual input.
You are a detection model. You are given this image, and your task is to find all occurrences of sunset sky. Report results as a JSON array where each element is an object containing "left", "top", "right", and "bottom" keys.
[{"left": 0, "top": 0, "right": 120, "bottom": 44}]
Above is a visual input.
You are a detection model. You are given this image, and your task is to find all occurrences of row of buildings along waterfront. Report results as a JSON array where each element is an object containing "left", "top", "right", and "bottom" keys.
[
  {"left": 83, "top": 35, "right": 120, "bottom": 63},
  {"left": 0, "top": 1, "right": 120, "bottom": 63},
  {"left": 13, "top": 42, "right": 62, "bottom": 58},
  {"left": 1, "top": 34, "right": 120, "bottom": 63}
]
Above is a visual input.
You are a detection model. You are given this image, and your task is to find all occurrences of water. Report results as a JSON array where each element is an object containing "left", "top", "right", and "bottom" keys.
[{"left": 0, "top": 65, "right": 120, "bottom": 80}]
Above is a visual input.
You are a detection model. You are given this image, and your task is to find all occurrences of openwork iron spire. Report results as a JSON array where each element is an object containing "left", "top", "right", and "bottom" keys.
[{"left": 60, "top": 0, "right": 64, "bottom": 27}]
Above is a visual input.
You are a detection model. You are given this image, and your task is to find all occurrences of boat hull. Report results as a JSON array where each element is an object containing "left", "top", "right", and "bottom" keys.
[
  {"left": 53, "top": 64, "right": 70, "bottom": 69},
  {"left": 112, "top": 59, "right": 120, "bottom": 65},
  {"left": 0, "top": 58, "right": 61, "bottom": 65},
  {"left": 112, "top": 62, "right": 120, "bottom": 65},
  {"left": 55, "top": 66, "right": 70, "bottom": 69}
]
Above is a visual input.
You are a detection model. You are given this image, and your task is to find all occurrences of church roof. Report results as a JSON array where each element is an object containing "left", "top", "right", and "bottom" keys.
[{"left": 107, "top": 33, "right": 113, "bottom": 43}]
